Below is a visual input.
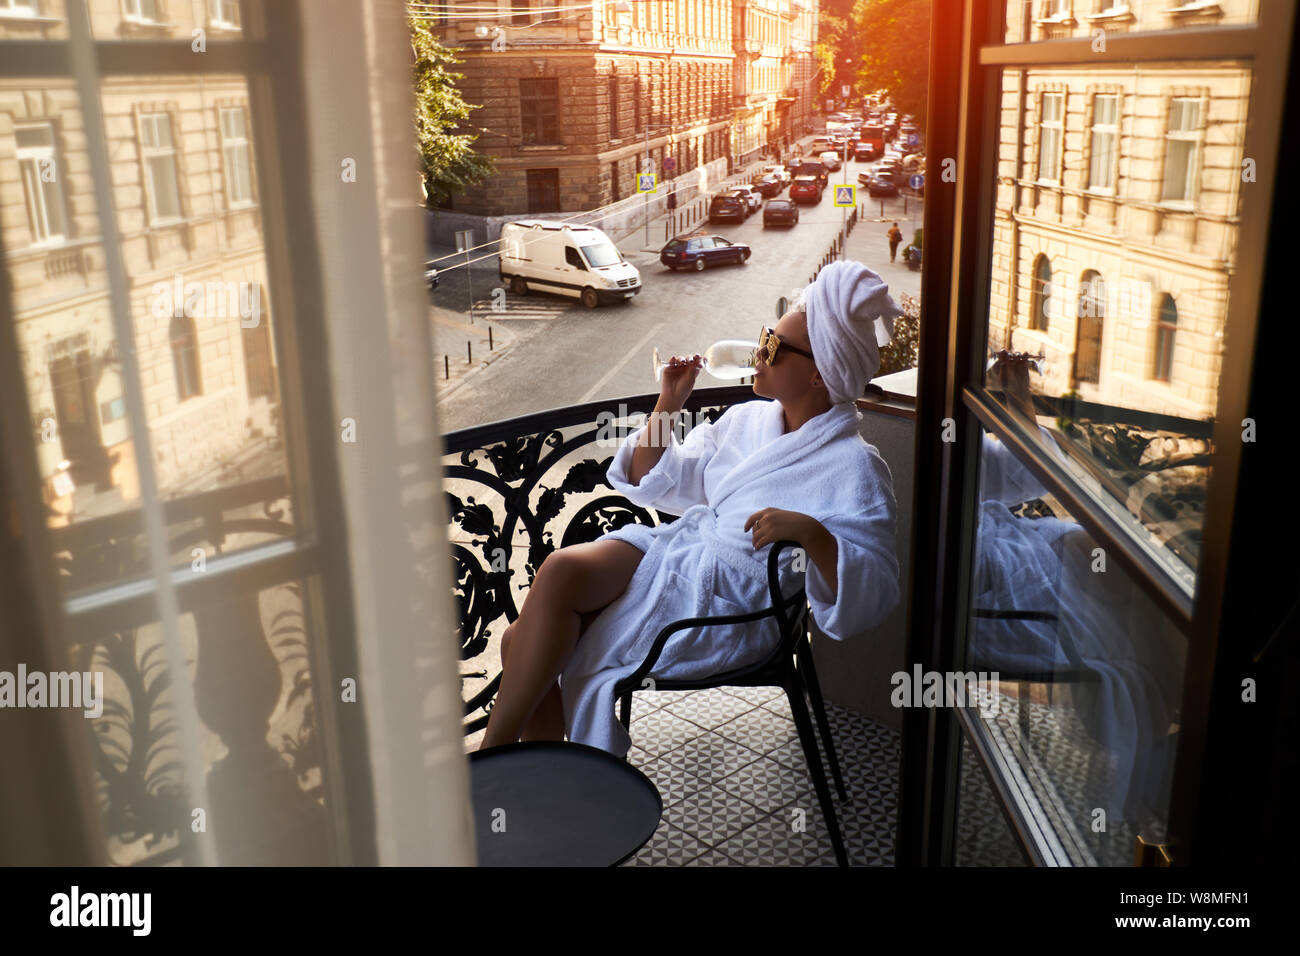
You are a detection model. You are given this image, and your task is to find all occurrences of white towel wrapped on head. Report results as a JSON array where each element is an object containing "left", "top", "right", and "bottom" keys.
[{"left": 799, "top": 260, "right": 904, "bottom": 405}]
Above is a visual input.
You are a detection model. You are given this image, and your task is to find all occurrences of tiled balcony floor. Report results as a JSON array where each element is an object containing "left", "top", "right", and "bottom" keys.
[{"left": 617, "top": 686, "right": 901, "bottom": 866}]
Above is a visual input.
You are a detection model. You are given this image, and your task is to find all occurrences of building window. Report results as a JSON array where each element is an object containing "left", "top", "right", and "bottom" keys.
[
  {"left": 219, "top": 106, "right": 254, "bottom": 207},
  {"left": 609, "top": 72, "right": 619, "bottom": 139},
  {"left": 15, "top": 124, "right": 67, "bottom": 245},
  {"left": 1030, "top": 255, "right": 1052, "bottom": 332},
  {"left": 1074, "top": 270, "right": 1104, "bottom": 384},
  {"left": 169, "top": 313, "right": 202, "bottom": 402},
  {"left": 139, "top": 112, "right": 183, "bottom": 223},
  {"left": 511, "top": 0, "right": 530, "bottom": 26},
  {"left": 122, "top": 0, "right": 161, "bottom": 23},
  {"left": 525, "top": 168, "right": 560, "bottom": 212},
  {"left": 519, "top": 77, "right": 559, "bottom": 145},
  {"left": 1037, "top": 92, "right": 1064, "bottom": 183},
  {"left": 1088, "top": 93, "right": 1118, "bottom": 192},
  {"left": 1, "top": 0, "right": 39, "bottom": 17},
  {"left": 208, "top": 0, "right": 240, "bottom": 29},
  {"left": 1162, "top": 96, "right": 1201, "bottom": 203},
  {"left": 1154, "top": 294, "right": 1177, "bottom": 382}
]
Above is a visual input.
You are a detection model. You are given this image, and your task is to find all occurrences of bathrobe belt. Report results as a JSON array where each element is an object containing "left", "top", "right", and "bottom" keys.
[{"left": 674, "top": 505, "right": 769, "bottom": 588}]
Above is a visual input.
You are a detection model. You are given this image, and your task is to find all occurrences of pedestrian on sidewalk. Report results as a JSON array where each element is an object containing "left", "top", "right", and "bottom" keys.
[{"left": 887, "top": 222, "right": 903, "bottom": 263}]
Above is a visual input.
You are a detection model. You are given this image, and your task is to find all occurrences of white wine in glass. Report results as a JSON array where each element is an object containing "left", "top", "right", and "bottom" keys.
[{"left": 652, "top": 340, "right": 760, "bottom": 382}]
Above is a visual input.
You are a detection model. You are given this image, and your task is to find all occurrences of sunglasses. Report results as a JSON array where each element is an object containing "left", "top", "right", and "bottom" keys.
[{"left": 755, "top": 326, "right": 816, "bottom": 367}]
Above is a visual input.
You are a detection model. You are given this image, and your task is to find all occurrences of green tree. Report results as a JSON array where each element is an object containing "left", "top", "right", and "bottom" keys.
[
  {"left": 814, "top": 42, "right": 837, "bottom": 96},
  {"left": 410, "top": 18, "right": 495, "bottom": 207},
  {"left": 852, "top": 0, "right": 931, "bottom": 126}
]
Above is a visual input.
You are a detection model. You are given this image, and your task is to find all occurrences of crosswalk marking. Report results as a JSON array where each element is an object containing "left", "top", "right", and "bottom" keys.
[{"left": 467, "top": 296, "right": 575, "bottom": 321}]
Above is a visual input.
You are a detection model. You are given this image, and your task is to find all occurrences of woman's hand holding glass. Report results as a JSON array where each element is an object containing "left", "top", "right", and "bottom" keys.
[{"left": 657, "top": 353, "right": 704, "bottom": 412}]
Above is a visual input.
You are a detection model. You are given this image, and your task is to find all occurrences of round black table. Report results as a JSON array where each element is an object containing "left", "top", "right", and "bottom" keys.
[{"left": 469, "top": 741, "right": 663, "bottom": 867}]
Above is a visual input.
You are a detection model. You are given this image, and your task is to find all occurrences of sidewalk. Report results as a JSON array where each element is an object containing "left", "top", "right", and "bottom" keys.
[{"left": 430, "top": 304, "right": 517, "bottom": 402}]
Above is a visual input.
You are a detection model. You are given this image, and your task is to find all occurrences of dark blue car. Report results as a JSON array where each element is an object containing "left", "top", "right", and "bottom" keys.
[{"left": 660, "top": 234, "right": 752, "bottom": 271}]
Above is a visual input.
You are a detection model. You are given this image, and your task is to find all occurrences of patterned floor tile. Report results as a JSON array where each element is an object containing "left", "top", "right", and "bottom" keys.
[
  {"left": 620, "top": 820, "right": 711, "bottom": 867},
  {"left": 663, "top": 688, "right": 759, "bottom": 730},
  {"left": 627, "top": 708, "right": 710, "bottom": 757},
  {"left": 657, "top": 731, "right": 768, "bottom": 786},
  {"left": 718, "top": 685, "right": 785, "bottom": 706},
  {"left": 716, "top": 755, "right": 813, "bottom": 814},
  {"left": 661, "top": 783, "right": 765, "bottom": 845},
  {"left": 632, "top": 755, "right": 699, "bottom": 799},
  {"left": 712, "top": 707, "right": 800, "bottom": 753},
  {"left": 710, "top": 813, "right": 837, "bottom": 866},
  {"left": 684, "top": 849, "right": 745, "bottom": 866}
]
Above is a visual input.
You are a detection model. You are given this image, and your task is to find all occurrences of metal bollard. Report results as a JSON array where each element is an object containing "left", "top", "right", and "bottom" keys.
[
  {"left": 467, "top": 340, "right": 472, "bottom": 364},
  {"left": 444, "top": 355, "right": 449, "bottom": 379},
  {"left": 489, "top": 325, "right": 494, "bottom": 350}
]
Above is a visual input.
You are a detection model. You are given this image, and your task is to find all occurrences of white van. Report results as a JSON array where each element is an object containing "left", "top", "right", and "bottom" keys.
[{"left": 498, "top": 220, "right": 641, "bottom": 308}]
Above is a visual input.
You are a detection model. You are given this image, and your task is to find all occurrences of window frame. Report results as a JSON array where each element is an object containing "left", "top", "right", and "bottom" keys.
[
  {"left": 1160, "top": 94, "right": 1204, "bottom": 207},
  {"left": 138, "top": 110, "right": 184, "bottom": 225},
  {"left": 208, "top": 0, "right": 240, "bottom": 30},
  {"left": 122, "top": 0, "right": 162, "bottom": 25},
  {"left": 1153, "top": 293, "right": 1178, "bottom": 383},
  {"left": 14, "top": 122, "right": 68, "bottom": 246},
  {"left": 1086, "top": 91, "right": 1119, "bottom": 194},
  {"left": 1036, "top": 90, "right": 1064, "bottom": 184},
  {"left": 518, "top": 76, "right": 559, "bottom": 146},
  {"left": 903, "top": 0, "right": 1296, "bottom": 870},
  {"left": 218, "top": 104, "right": 255, "bottom": 209}
]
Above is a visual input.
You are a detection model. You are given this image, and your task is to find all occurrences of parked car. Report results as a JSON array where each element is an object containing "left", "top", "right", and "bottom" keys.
[
  {"left": 789, "top": 176, "right": 824, "bottom": 204},
  {"left": 498, "top": 220, "right": 641, "bottom": 307},
  {"left": 784, "top": 156, "right": 804, "bottom": 174},
  {"left": 762, "top": 198, "right": 800, "bottom": 227},
  {"left": 865, "top": 175, "right": 899, "bottom": 197},
  {"left": 709, "top": 194, "right": 747, "bottom": 223},
  {"left": 756, "top": 163, "right": 791, "bottom": 185},
  {"left": 819, "top": 150, "right": 842, "bottom": 172},
  {"left": 755, "top": 174, "right": 785, "bottom": 198},
  {"left": 731, "top": 185, "right": 763, "bottom": 214},
  {"left": 659, "top": 234, "right": 752, "bottom": 271},
  {"left": 810, "top": 136, "right": 834, "bottom": 152}
]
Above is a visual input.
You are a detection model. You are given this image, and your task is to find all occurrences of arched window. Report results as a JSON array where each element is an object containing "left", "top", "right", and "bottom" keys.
[
  {"left": 1030, "top": 255, "right": 1052, "bottom": 332},
  {"left": 1074, "top": 269, "right": 1104, "bottom": 384},
  {"left": 1154, "top": 294, "right": 1177, "bottom": 382},
  {"left": 170, "top": 313, "right": 202, "bottom": 401}
]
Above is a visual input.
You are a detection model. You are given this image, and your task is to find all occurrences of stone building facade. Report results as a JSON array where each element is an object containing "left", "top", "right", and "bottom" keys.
[
  {"left": 433, "top": 0, "right": 736, "bottom": 221},
  {"left": 0, "top": 1, "right": 277, "bottom": 515},
  {"left": 991, "top": 0, "right": 1258, "bottom": 420},
  {"left": 429, "top": 0, "right": 824, "bottom": 227}
]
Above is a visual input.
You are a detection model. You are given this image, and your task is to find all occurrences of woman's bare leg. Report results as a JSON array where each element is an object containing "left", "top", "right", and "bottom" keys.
[
  {"left": 518, "top": 608, "right": 601, "bottom": 741},
  {"left": 479, "top": 539, "right": 643, "bottom": 749}
]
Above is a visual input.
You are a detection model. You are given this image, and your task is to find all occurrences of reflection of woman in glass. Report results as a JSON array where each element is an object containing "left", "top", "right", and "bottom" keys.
[{"left": 971, "top": 352, "right": 1187, "bottom": 827}]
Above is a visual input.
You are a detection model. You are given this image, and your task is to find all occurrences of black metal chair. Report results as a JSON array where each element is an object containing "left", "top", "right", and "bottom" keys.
[
  {"left": 612, "top": 540, "right": 853, "bottom": 867},
  {"left": 971, "top": 607, "right": 1101, "bottom": 740}
]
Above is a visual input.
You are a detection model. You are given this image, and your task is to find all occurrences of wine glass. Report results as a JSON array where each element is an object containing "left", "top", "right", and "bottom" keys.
[
  {"left": 986, "top": 346, "right": 1047, "bottom": 376},
  {"left": 652, "top": 339, "right": 760, "bottom": 382}
]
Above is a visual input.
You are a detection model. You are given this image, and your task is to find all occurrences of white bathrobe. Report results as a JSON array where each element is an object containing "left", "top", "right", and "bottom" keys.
[
  {"left": 969, "top": 428, "right": 1185, "bottom": 822},
  {"left": 559, "top": 398, "right": 901, "bottom": 757}
]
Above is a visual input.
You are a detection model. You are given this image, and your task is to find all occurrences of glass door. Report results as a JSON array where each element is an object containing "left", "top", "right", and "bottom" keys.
[{"left": 904, "top": 0, "right": 1295, "bottom": 866}]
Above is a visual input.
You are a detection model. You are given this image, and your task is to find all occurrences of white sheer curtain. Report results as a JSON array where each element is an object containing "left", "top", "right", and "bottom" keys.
[{"left": 297, "top": 0, "right": 474, "bottom": 866}]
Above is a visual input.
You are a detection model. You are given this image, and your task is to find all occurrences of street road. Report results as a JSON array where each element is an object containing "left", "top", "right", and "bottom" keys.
[{"left": 430, "top": 153, "right": 924, "bottom": 432}]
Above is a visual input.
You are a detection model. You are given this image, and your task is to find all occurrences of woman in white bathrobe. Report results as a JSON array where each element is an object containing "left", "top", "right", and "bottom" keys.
[{"left": 478, "top": 261, "right": 904, "bottom": 755}]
